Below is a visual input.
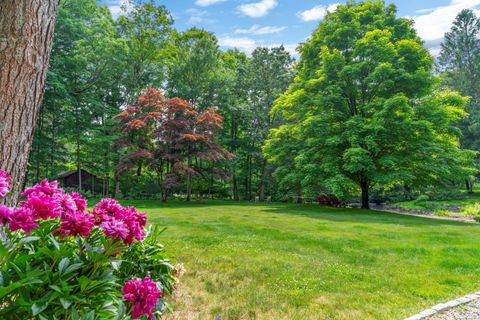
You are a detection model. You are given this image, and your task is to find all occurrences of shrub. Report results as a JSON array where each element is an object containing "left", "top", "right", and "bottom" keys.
[
  {"left": 433, "top": 209, "right": 452, "bottom": 217},
  {"left": 0, "top": 170, "right": 177, "bottom": 319},
  {"left": 462, "top": 203, "right": 480, "bottom": 218},
  {"left": 317, "top": 194, "right": 344, "bottom": 207},
  {"left": 414, "top": 195, "right": 430, "bottom": 204}
]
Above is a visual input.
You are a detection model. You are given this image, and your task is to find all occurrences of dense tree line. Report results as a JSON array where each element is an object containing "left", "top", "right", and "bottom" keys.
[
  {"left": 438, "top": 8, "right": 480, "bottom": 193},
  {"left": 24, "top": 0, "right": 480, "bottom": 205},
  {"left": 27, "top": 0, "right": 293, "bottom": 201}
]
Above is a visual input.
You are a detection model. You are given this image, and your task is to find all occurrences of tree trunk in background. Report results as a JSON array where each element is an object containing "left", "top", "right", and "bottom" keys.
[
  {"left": 186, "top": 156, "right": 192, "bottom": 201},
  {"left": 114, "top": 174, "right": 120, "bottom": 198},
  {"left": 230, "top": 120, "right": 239, "bottom": 201},
  {"left": 361, "top": 180, "right": 370, "bottom": 209},
  {"left": 259, "top": 158, "right": 267, "bottom": 201},
  {"left": 246, "top": 155, "right": 252, "bottom": 200},
  {"left": 232, "top": 173, "right": 239, "bottom": 201},
  {"left": 466, "top": 179, "right": 474, "bottom": 194},
  {"left": 0, "top": 0, "right": 59, "bottom": 205}
]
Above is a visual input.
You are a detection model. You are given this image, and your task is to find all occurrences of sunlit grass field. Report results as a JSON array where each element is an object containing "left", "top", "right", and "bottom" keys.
[{"left": 117, "top": 200, "right": 480, "bottom": 320}]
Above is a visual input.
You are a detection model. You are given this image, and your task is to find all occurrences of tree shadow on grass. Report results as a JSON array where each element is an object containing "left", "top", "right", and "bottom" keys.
[
  {"left": 102, "top": 199, "right": 480, "bottom": 229},
  {"left": 257, "top": 204, "right": 480, "bottom": 228}
]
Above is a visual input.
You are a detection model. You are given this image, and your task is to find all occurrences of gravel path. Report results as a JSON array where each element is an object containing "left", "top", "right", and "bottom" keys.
[
  {"left": 428, "top": 299, "right": 480, "bottom": 320},
  {"left": 370, "top": 204, "right": 475, "bottom": 223}
]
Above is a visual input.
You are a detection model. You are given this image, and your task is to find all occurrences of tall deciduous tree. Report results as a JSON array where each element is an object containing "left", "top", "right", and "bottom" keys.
[
  {"left": 218, "top": 46, "right": 294, "bottom": 201},
  {"left": 218, "top": 49, "right": 250, "bottom": 200},
  {"left": 264, "top": 0, "right": 475, "bottom": 208},
  {"left": 116, "top": 1, "right": 173, "bottom": 102},
  {"left": 246, "top": 47, "right": 294, "bottom": 200},
  {"left": 439, "top": 9, "right": 480, "bottom": 192},
  {"left": 0, "top": 0, "right": 60, "bottom": 205},
  {"left": 166, "top": 28, "right": 225, "bottom": 110}
]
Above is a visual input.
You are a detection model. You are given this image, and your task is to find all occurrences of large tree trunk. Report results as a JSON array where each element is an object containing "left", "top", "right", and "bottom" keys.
[
  {"left": 0, "top": 0, "right": 59, "bottom": 205},
  {"left": 360, "top": 180, "right": 369, "bottom": 209},
  {"left": 137, "top": 162, "right": 142, "bottom": 176}
]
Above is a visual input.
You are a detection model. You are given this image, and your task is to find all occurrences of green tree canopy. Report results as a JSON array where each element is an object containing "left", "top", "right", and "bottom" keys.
[
  {"left": 165, "top": 28, "right": 225, "bottom": 110},
  {"left": 264, "top": 0, "right": 475, "bottom": 208}
]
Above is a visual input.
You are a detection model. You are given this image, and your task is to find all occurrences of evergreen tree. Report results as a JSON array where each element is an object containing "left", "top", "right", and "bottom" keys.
[{"left": 439, "top": 9, "right": 480, "bottom": 192}]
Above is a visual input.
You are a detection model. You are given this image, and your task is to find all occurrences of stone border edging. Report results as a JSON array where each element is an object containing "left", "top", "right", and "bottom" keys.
[{"left": 405, "top": 291, "right": 480, "bottom": 320}]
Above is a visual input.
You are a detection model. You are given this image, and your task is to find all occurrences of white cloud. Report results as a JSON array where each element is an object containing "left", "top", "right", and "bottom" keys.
[
  {"left": 108, "top": 0, "right": 133, "bottom": 19},
  {"left": 218, "top": 36, "right": 260, "bottom": 53},
  {"left": 195, "top": 0, "right": 226, "bottom": 7},
  {"left": 234, "top": 24, "right": 286, "bottom": 35},
  {"left": 416, "top": 8, "right": 435, "bottom": 14},
  {"left": 297, "top": 3, "right": 339, "bottom": 22},
  {"left": 412, "top": 0, "right": 480, "bottom": 41},
  {"left": 238, "top": 0, "right": 278, "bottom": 18},
  {"left": 218, "top": 36, "right": 298, "bottom": 58},
  {"left": 186, "top": 8, "right": 214, "bottom": 24}
]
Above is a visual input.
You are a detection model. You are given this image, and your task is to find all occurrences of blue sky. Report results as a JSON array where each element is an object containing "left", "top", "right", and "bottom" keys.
[{"left": 104, "top": 0, "right": 480, "bottom": 56}]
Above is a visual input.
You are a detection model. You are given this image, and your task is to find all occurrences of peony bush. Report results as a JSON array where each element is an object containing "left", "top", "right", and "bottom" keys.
[{"left": 0, "top": 170, "right": 178, "bottom": 319}]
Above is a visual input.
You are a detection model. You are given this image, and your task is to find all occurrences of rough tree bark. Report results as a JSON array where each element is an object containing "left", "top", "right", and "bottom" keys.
[{"left": 0, "top": 0, "right": 60, "bottom": 205}]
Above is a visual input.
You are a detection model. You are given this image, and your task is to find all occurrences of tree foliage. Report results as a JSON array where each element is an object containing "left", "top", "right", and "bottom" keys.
[
  {"left": 264, "top": 0, "right": 475, "bottom": 208},
  {"left": 115, "top": 89, "right": 233, "bottom": 201},
  {"left": 439, "top": 9, "right": 480, "bottom": 192},
  {"left": 25, "top": 0, "right": 477, "bottom": 205}
]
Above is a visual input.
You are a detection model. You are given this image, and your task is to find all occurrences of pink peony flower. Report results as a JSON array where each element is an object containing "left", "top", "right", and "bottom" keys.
[
  {"left": 111, "top": 207, "right": 147, "bottom": 244},
  {"left": 21, "top": 179, "right": 59, "bottom": 197},
  {"left": 122, "top": 276, "right": 162, "bottom": 319},
  {"left": 19, "top": 179, "right": 86, "bottom": 221},
  {"left": 54, "top": 193, "right": 77, "bottom": 214},
  {"left": 94, "top": 199, "right": 147, "bottom": 244},
  {"left": 91, "top": 198, "right": 122, "bottom": 225},
  {"left": 70, "top": 192, "right": 87, "bottom": 213},
  {"left": 0, "top": 204, "right": 10, "bottom": 224},
  {"left": 23, "top": 194, "right": 62, "bottom": 220},
  {"left": 8, "top": 207, "right": 39, "bottom": 234},
  {"left": 0, "top": 170, "right": 11, "bottom": 198},
  {"left": 54, "top": 211, "right": 95, "bottom": 238},
  {"left": 101, "top": 218, "right": 130, "bottom": 240}
]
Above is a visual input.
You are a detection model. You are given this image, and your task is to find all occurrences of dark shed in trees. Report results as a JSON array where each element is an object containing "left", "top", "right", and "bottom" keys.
[{"left": 56, "top": 169, "right": 101, "bottom": 193}]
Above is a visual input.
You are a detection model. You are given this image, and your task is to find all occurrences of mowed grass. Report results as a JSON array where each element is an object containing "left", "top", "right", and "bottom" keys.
[{"left": 118, "top": 200, "right": 480, "bottom": 320}]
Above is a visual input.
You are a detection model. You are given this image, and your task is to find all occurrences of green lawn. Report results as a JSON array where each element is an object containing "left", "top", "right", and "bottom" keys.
[{"left": 119, "top": 200, "right": 480, "bottom": 320}]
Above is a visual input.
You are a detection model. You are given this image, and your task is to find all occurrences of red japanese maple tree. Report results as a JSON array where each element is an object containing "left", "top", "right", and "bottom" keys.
[
  {"left": 115, "top": 88, "right": 233, "bottom": 200},
  {"left": 113, "top": 88, "right": 164, "bottom": 195}
]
